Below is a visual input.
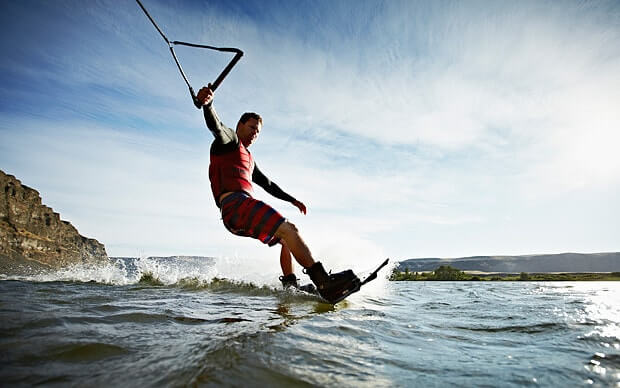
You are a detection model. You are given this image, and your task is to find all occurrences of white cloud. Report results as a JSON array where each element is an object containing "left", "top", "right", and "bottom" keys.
[{"left": 234, "top": 0, "right": 620, "bottom": 196}]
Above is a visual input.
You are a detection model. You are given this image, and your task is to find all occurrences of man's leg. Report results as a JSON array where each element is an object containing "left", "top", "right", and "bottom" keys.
[
  {"left": 274, "top": 221, "right": 315, "bottom": 269},
  {"left": 280, "top": 241, "right": 294, "bottom": 276},
  {"left": 276, "top": 224, "right": 316, "bottom": 292},
  {"left": 279, "top": 240, "right": 302, "bottom": 289},
  {"left": 274, "top": 220, "right": 359, "bottom": 303}
]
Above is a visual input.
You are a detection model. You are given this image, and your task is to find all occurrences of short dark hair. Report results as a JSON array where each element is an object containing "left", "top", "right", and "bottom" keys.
[{"left": 237, "top": 112, "right": 263, "bottom": 127}]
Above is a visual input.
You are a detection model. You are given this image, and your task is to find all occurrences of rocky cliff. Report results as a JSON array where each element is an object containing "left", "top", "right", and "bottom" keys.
[{"left": 0, "top": 170, "right": 108, "bottom": 274}]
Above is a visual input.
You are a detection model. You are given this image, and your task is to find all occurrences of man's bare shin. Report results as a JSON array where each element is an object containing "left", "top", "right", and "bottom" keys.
[
  {"left": 275, "top": 222, "right": 315, "bottom": 269},
  {"left": 280, "top": 242, "right": 294, "bottom": 276}
]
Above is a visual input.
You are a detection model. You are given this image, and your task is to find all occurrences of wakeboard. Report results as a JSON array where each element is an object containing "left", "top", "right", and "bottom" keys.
[{"left": 300, "top": 258, "right": 390, "bottom": 304}]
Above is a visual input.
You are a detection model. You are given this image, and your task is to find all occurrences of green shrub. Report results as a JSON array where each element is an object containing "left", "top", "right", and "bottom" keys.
[{"left": 432, "top": 265, "right": 466, "bottom": 281}]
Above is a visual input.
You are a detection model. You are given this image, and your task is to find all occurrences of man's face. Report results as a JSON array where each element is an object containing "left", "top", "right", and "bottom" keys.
[{"left": 236, "top": 118, "right": 261, "bottom": 148}]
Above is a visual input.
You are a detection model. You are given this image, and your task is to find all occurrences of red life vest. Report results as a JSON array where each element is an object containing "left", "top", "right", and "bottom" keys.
[{"left": 209, "top": 143, "right": 254, "bottom": 206}]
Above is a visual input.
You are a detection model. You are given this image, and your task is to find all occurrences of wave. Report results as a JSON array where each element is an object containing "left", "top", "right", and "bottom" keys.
[
  {"left": 456, "top": 322, "right": 567, "bottom": 334},
  {"left": 0, "top": 256, "right": 393, "bottom": 303},
  {"left": 1, "top": 256, "right": 232, "bottom": 286},
  {"left": 0, "top": 256, "right": 329, "bottom": 302},
  {"left": 49, "top": 343, "right": 130, "bottom": 362}
]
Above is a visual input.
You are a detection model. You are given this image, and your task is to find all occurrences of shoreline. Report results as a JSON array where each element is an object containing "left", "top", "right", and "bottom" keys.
[{"left": 390, "top": 268, "right": 620, "bottom": 281}]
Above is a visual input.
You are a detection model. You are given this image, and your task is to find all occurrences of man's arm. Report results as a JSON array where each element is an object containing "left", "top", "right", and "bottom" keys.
[
  {"left": 252, "top": 164, "right": 306, "bottom": 214},
  {"left": 203, "top": 103, "right": 237, "bottom": 146},
  {"left": 197, "top": 86, "right": 238, "bottom": 150}
]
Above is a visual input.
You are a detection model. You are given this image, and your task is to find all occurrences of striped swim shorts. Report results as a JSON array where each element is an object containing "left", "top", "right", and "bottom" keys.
[{"left": 220, "top": 192, "right": 285, "bottom": 247}]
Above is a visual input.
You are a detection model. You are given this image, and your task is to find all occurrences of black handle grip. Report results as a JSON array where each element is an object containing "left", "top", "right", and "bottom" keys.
[
  {"left": 210, "top": 51, "right": 244, "bottom": 92},
  {"left": 192, "top": 51, "right": 244, "bottom": 109}
]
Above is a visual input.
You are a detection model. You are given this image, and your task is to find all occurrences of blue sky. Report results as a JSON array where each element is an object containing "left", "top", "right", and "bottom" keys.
[{"left": 1, "top": 0, "right": 619, "bottom": 265}]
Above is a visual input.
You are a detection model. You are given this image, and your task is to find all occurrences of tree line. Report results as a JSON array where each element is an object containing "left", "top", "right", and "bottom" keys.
[{"left": 390, "top": 266, "right": 620, "bottom": 281}]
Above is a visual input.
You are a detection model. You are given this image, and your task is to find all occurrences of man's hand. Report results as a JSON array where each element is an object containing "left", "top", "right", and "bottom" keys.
[
  {"left": 292, "top": 200, "right": 307, "bottom": 215},
  {"left": 196, "top": 85, "right": 214, "bottom": 106}
]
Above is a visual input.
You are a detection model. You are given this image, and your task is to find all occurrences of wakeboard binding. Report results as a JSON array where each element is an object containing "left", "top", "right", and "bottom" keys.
[
  {"left": 305, "top": 262, "right": 362, "bottom": 304},
  {"left": 279, "top": 273, "right": 316, "bottom": 294}
]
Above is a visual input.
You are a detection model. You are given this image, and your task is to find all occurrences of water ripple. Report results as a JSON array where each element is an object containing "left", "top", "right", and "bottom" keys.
[{"left": 1, "top": 280, "right": 619, "bottom": 386}]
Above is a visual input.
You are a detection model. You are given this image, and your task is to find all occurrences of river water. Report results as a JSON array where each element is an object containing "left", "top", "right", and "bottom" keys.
[{"left": 1, "top": 257, "right": 618, "bottom": 387}]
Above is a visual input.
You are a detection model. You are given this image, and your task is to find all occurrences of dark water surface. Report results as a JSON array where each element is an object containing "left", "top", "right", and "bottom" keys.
[{"left": 1, "top": 260, "right": 618, "bottom": 387}]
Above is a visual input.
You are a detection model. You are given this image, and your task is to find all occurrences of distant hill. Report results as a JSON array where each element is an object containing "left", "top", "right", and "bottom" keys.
[{"left": 397, "top": 252, "right": 620, "bottom": 273}]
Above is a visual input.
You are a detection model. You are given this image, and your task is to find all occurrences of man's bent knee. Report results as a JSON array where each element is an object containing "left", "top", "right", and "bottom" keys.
[{"left": 275, "top": 221, "right": 299, "bottom": 239}]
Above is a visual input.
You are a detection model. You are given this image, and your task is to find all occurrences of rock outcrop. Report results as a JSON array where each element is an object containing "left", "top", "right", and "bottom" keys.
[{"left": 1, "top": 170, "right": 108, "bottom": 274}]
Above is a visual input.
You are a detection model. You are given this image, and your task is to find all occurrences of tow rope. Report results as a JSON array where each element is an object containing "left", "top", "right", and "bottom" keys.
[{"left": 136, "top": 0, "right": 243, "bottom": 108}]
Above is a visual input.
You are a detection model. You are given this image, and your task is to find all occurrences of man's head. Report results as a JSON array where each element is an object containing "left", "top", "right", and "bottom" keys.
[{"left": 236, "top": 112, "right": 263, "bottom": 148}]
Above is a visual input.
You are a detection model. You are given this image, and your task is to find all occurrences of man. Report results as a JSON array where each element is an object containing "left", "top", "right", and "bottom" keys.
[{"left": 197, "top": 85, "right": 359, "bottom": 303}]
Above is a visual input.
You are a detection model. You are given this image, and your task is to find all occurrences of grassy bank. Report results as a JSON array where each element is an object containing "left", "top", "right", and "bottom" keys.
[{"left": 390, "top": 265, "right": 620, "bottom": 281}]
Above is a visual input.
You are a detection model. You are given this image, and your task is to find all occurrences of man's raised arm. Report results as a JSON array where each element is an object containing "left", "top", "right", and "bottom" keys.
[{"left": 197, "top": 86, "right": 236, "bottom": 145}]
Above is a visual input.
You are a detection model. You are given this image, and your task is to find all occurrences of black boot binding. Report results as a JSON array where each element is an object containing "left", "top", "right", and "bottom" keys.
[
  {"left": 279, "top": 274, "right": 316, "bottom": 294},
  {"left": 304, "top": 262, "right": 361, "bottom": 304}
]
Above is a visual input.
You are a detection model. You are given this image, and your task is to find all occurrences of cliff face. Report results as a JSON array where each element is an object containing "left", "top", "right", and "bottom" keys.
[{"left": 0, "top": 170, "right": 108, "bottom": 273}]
